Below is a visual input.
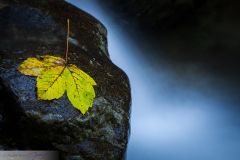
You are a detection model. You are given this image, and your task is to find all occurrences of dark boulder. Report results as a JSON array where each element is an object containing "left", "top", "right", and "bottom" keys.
[{"left": 0, "top": 0, "right": 131, "bottom": 159}]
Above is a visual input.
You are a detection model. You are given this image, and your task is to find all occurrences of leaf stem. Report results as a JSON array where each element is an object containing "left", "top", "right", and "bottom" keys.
[{"left": 65, "top": 18, "right": 70, "bottom": 64}]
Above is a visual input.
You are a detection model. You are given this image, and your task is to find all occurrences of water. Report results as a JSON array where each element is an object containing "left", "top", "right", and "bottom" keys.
[{"left": 66, "top": 1, "right": 240, "bottom": 160}]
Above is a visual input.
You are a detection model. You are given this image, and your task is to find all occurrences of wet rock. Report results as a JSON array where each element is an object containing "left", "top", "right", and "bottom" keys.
[{"left": 0, "top": 0, "right": 131, "bottom": 159}]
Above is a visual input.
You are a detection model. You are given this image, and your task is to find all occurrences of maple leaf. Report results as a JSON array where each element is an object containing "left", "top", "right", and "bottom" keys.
[
  {"left": 18, "top": 55, "right": 96, "bottom": 115},
  {"left": 17, "top": 19, "right": 96, "bottom": 115}
]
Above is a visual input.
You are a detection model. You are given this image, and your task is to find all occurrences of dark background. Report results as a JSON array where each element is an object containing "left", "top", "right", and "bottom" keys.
[{"left": 68, "top": 0, "right": 240, "bottom": 159}]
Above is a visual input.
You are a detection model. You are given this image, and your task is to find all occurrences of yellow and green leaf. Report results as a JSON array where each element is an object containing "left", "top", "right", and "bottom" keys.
[
  {"left": 17, "top": 57, "right": 45, "bottom": 76},
  {"left": 17, "top": 55, "right": 96, "bottom": 115},
  {"left": 37, "top": 66, "right": 66, "bottom": 100}
]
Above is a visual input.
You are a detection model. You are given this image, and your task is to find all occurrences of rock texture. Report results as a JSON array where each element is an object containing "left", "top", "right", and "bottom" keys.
[{"left": 0, "top": 0, "right": 131, "bottom": 160}]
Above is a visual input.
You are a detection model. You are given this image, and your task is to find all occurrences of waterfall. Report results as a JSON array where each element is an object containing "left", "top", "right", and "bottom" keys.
[{"left": 66, "top": 1, "right": 240, "bottom": 160}]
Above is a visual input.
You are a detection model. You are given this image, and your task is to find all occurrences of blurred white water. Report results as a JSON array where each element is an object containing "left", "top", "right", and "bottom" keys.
[{"left": 66, "top": 1, "right": 240, "bottom": 160}]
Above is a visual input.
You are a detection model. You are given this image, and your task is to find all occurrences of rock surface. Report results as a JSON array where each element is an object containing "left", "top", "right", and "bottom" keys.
[{"left": 0, "top": 0, "right": 131, "bottom": 160}]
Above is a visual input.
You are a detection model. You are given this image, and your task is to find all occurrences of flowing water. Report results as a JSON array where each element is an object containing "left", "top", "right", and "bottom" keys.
[{"left": 66, "top": 1, "right": 240, "bottom": 159}]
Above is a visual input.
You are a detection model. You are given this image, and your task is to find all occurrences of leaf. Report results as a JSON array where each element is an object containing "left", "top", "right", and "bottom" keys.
[
  {"left": 18, "top": 55, "right": 96, "bottom": 115},
  {"left": 17, "top": 56, "right": 65, "bottom": 76},
  {"left": 17, "top": 57, "right": 46, "bottom": 76},
  {"left": 37, "top": 66, "right": 66, "bottom": 100}
]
